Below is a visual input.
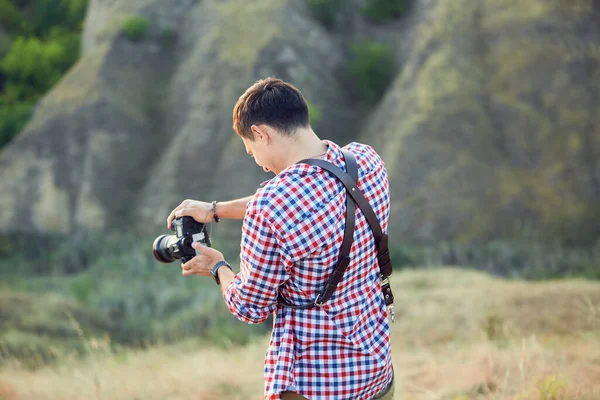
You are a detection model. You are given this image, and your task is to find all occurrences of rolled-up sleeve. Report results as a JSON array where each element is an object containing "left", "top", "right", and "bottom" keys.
[{"left": 224, "top": 210, "right": 290, "bottom": 324}]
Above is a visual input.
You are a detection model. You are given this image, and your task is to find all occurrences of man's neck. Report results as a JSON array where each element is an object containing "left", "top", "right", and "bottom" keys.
[{"left": 276, "top": 128, "right": 327, "bottom": 172}]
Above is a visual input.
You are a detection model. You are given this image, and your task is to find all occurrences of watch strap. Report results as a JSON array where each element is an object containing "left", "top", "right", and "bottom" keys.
[
  {"left": 210, "top": 260, "right": 232, "bottom": 285},
  {"left": 211, "top": 201, "right": 220, "bottom": 223}
]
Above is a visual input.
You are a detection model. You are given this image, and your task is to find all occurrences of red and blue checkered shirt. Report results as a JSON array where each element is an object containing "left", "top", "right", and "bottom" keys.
[{"left": 224, "top": 140, "right": 393, "bottom": 399}]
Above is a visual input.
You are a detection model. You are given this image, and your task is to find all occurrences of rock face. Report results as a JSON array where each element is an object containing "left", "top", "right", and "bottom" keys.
[
  {"left": 1, "top": 0, "right": 600, "bottom": 246},
  {"left": 368, "top": 0, "right": 600, "bottom": 243},
  {"left": 0, "top": 0, "right": 357, "bottom": 238}
]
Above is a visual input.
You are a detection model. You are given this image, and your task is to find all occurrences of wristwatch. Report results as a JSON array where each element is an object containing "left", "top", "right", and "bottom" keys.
[
  {"left": 211, "top": 201, "right": 220, "bottom": 223},
  {"left": 210, "top": 260, "right": 232, "bottom": 285}
]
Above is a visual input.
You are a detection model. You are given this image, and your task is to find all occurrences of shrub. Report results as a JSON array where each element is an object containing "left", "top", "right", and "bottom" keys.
[
  {"left": 41, "top": 28, "right": 82, "bottom": 76},
  {"left": 347, "top": 41, "right": 395, "bottom": 104},
  {"left": 122, "top": 16, "right": 149, "bottom": 41},
  {"left": 0, "top": 33, "right": 80, "bottom": 147},
  {"left": 305, "top": 0, "right": 340, "bottom": 29},
  {"left": 361, "top": 0, "right": 409, "bottom": 23},
  {"left": 1, "top": 36, "right": 66, "bottom": 94}
]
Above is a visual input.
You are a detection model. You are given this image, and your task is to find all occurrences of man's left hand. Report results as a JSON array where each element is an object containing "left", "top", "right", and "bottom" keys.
[{"left": 181, "top": 242, "right": 224, "bottom": 277}]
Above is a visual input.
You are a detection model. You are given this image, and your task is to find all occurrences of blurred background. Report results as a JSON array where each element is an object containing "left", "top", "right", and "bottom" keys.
[{"left": 0, "top": 0, "right": 599, "bottom": 399}]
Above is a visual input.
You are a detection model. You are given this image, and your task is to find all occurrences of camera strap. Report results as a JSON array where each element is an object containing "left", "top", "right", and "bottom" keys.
[{"left": 277, "top": 149, "right": 394, "bottom": 313}]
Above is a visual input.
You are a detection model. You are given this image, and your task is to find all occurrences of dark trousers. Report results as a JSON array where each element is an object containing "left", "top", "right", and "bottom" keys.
[{"left": 281, "top": 375, "right": 395, "bottom": 400}]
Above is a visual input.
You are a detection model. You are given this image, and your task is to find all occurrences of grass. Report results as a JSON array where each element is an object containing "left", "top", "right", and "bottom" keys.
[
  {"left": 1, "top": 268, "right": 599, "bottom": 399},
  {"left": 0, "top": 232, "right": 269, "bottom": 367}
]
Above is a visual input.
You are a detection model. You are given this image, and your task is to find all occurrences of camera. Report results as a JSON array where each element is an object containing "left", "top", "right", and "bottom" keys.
[{"left": 153, "top": 216, "right": 211, "bottom": 263}]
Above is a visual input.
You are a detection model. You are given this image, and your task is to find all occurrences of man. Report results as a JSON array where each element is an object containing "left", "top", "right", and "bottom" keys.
[{"left": 167, "top": 77, "right": 394, "bottom": 399}]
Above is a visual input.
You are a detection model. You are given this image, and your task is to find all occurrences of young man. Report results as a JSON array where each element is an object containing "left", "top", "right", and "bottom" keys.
[{"left": 167, "top": 77, "right": 394, "bottom": 399}]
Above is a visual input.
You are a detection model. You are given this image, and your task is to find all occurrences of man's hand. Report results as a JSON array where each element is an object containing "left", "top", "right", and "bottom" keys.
[
  {"left": 167, "top": 199, "right": 214, "bottom": 228},
  {"left": 181, "top": 242, "right": 224, "bottom": 277}
]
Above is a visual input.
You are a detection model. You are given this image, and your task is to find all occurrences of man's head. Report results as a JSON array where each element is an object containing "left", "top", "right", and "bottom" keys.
[
  {"left": 232, "top": 77, "right": 310, "bottom": 140},
  {"left": 232, "top": 77, "right": 323, "bottom": 175}
]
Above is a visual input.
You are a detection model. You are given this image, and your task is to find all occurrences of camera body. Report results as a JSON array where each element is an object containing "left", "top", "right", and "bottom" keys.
[{"left": 153, "top": 216, "right": 211, "bottom": 264}]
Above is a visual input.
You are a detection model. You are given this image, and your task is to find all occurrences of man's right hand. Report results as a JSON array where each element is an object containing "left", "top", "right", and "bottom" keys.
[{"left": 167, "top": 199, "right": 214, "bottom": 228}]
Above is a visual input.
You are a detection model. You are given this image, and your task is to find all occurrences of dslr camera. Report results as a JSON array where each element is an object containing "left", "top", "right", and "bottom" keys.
[{"left": 152, "top": 216, "right": 211, "bottom": 263}]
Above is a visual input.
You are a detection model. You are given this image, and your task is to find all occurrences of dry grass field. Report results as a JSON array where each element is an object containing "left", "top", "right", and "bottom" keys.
[{"left": 1, "top": 268, "right": 599, "bottom": 400}]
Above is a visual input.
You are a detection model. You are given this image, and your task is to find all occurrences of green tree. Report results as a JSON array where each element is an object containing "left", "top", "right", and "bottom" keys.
[
  {"left": 0, "top": 0, "right": 32, "bottom": 35},
  {"left": 0, "top": 0, "right": 88, "bottom": 149},
  {"left": 1, "top": 36, "right": 66, "bottom": 95},
  {"left": 31, "top": 0, "right": 88, "bottom": 35}
]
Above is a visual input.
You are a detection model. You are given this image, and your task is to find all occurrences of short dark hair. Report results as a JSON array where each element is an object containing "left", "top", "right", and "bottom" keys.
[{"left": 232, "top": 77, "right": 310, "bottom": 140}]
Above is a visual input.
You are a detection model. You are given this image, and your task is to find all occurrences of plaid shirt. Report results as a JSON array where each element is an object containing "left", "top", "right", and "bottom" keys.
[{"left": 224, "top": 140, "right": 393, "bottom": 400}]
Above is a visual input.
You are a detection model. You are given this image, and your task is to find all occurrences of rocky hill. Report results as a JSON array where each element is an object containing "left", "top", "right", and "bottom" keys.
[
  {"left": 369, "top": 0, "right": 600, "bottom": 243},
  {"left": 0, "top": 0, "right": 599, "bottom": 247}
]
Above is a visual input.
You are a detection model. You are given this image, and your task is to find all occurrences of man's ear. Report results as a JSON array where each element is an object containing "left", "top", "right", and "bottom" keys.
[{"left": 250, "top": 124, "right": 271, "bottom": 142}]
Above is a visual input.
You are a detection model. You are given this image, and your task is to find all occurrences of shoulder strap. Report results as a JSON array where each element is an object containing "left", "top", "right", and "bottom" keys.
[
  {"left": 277, "top": 150, "right": 357, "bottom": 309},
  {"left": 277, "top": 149, "right": 393, "bottom": 309},
  {"left": 304, "top": 150, "right": 392, "bottom": 278},
  {"left": 311, "top": 150, "right": 357, "bottom": 306}
]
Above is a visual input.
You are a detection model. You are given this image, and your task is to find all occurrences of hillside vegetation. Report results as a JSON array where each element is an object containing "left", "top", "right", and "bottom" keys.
[
  {"left": 0, "top": 233, "right": 268, "bottom": 368},
  {"left": 0, "top": 0, "right": 88, "bottom": 147},
  {"left": 1, "top": 269, "right": 599, "bottom": 399}
]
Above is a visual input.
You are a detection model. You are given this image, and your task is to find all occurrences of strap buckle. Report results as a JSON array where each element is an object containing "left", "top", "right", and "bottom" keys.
[
  {"left": 381, "top": 277, "right": 395, "bottom": 322},
  {"left": 313, "top": 293, "right": 326, "bottom": 307},
  {"left": 387, "top": 304, "right": 395, "bottom": 323}
]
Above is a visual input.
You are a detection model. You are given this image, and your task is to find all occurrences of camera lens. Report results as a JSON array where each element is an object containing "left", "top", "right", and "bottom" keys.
[{"left": 152, "top": 234, "right": 179, "bottom": 263}]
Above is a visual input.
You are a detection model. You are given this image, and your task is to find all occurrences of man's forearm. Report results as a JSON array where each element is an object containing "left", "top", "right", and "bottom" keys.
[
  {"left": 217, "top": 267, "right": 236, "bottom": 297},
  {"left": 215, "top": 196, "right": 253, "bottom": 220}
]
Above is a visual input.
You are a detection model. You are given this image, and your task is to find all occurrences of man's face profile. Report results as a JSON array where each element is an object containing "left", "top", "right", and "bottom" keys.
[{"left": 241, "top": 126, "right": 276, "bottom": 174}]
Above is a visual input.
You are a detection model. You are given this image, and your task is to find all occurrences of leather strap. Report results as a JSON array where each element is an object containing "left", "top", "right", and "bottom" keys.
[
  {"left": 303, "top": 151, "right": 392, "bottom": 278},
  {"left": 312, "top": 150, "right": 357, "bottom": 306},
  {"left": 210, "top": 260, "right": 232, "bottom": 285},
  {"left": 278, "top": 149, "right": 393, "bottom": 309},
  {"left": 278, "top": 150, "right": 357, "bottom": 309}
]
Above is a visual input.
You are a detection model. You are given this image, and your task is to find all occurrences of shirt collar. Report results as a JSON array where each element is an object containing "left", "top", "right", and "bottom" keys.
[{"left": 259, "top": 140, "right": 339, "bottom": 187}]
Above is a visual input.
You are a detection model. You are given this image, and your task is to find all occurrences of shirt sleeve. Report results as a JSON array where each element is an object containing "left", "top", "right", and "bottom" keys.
[{"left": 224, "top": 210, "right": 291, "bottom": 324}]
